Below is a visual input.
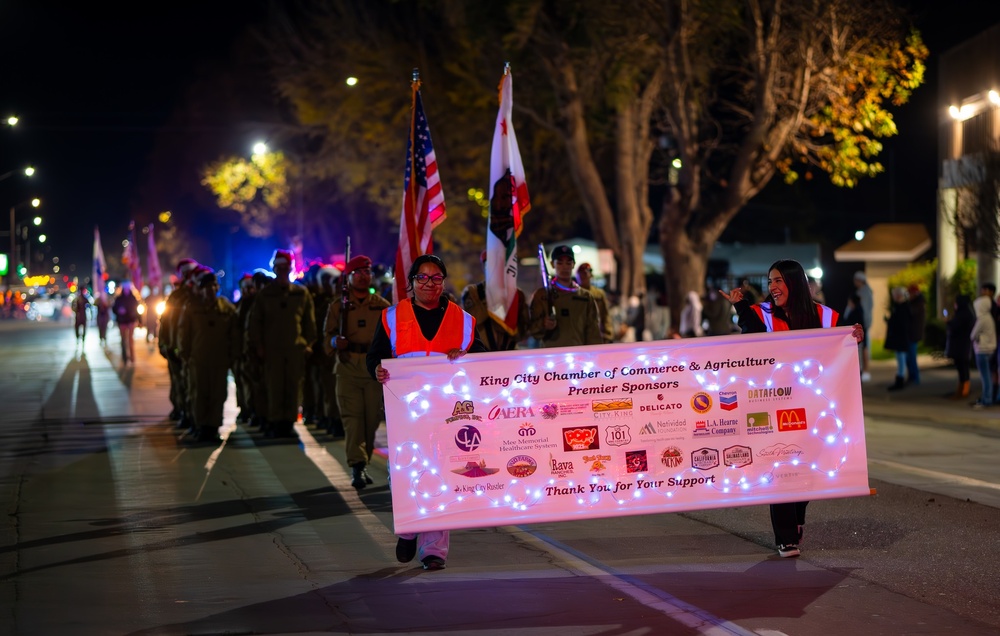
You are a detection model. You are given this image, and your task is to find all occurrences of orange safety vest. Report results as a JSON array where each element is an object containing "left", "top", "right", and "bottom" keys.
[
  {"left": 382, "top": 298, "right": 475, "bottom": 358},
  {"left": 751, "top": 302, "right": 838, "bottom": 332}
]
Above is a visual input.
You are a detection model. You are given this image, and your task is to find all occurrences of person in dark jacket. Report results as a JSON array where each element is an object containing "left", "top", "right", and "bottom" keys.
[
  {"left": 113, "top": 281, "right": 141, "bottom": 366},
  {"left": 905, "top": 284, "right": 926, "bottom": 385},
  {"left": 944, "top": 294, "right": 975, "bottom": 400},
  {"left": 840, "top": 292, "right": 865, "bottom": 377},
  {"left": 884, "top": 286, "right": 912, "bottom": 391}
]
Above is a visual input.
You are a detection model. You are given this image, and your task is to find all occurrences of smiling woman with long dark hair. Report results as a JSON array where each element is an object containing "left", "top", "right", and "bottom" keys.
[{"left": 722, "top": 259, "right": 863, "bottom": 558}]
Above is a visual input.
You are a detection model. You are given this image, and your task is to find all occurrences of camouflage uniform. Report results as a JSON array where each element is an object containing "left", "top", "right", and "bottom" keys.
[
  {"left": 528, "top": 283, "right": 603, "bottom": 347},
  {"left": 177, "top": 294, "right": 239, "bottom": 440}
]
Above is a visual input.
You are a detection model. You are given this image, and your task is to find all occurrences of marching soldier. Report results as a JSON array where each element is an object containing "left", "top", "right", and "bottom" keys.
[
  {"left": 177, "top": 270, "right": 239, "bottom": 443},
  {"left": 159, "top": 259, "right": 199, "bottom": 422},
  {"left": 247, "top": 250, "right": 316, "bottom": 438},
  {"left": 461, "top": 250, "right": 529, "bottom": 351},
  {"left": 311, "top": 266, "right": 344, "bottom": 437},
  {"left": 244, "top": 271, "right": 272, "bottom": 430},
  {"left": 529, "top": 245, "right": 602, "bottom": 347},
  {"left": 576, "top": 262, "right": 614, "bottom": 343},
  {"left": 233, "top": 273, "right": 254, "bottom": 424},
  {"left": 323, "top": 255, "right": 391, "bottom": 488}
]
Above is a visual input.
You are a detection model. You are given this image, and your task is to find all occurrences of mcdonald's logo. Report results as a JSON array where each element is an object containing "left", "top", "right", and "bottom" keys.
[{"left": 776, "top": 408, "right": 807, "bottom": 432}]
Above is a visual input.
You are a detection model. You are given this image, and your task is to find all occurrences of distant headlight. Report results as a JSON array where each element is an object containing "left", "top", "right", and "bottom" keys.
[{"left": 155, "top": 301, "right": 166, "bottom": 316}]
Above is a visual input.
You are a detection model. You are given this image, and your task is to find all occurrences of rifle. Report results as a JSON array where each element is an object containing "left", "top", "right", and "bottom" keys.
[
  {"left": 538, "top": 243, "right": 557, "bottom": 338},
  {"left": 339, "top": 236, "right": 351, "bottom": 336}
]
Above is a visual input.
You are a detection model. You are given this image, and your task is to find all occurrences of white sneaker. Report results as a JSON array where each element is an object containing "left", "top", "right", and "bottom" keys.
[{"left": 861, "top": 372, "right": 871, "bottom": 382}]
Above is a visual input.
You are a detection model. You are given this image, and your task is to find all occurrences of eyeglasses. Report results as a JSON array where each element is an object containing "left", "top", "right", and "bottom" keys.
[{"left": 413, "top": 273, "right": 445, "bottom": 285}]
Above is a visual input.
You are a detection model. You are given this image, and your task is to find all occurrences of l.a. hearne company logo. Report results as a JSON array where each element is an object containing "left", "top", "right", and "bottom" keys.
[
  {"left": 776, "top": 407, "right": 808, "bottom": 432},
  {"left": 446, "top": 400, "right": 483, "bottom": 423}
]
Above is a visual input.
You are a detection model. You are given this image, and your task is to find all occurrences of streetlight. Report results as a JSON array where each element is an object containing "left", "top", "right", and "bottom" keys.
[
  {"left": 6, "top": 116, "right": 17, "bottom": 127},
  {"left": 7, "top": 198, "right": 41, "bottom": 284},
  {"left": 0, "top": 165, "right": 36, "bottom": 183}
]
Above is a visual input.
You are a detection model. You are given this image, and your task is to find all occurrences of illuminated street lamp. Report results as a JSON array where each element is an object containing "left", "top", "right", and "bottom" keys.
[
  {"left": 5, "top": 116, "right": 17, "bottom": 127},
  {"left": 0, "top": 165, "right": 36, "bottom": 183},
  {"left": 6, "top": 198, "right": 41, "bottom": 284}
]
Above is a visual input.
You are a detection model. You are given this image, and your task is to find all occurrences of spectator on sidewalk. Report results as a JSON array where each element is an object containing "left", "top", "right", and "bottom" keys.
[
  {"left": 885, "top": 287, "right": 913, "bottom": 392},
  {"left": 971, "top": 294, "right": 997, "bottom": 408},
  {"left": 944, "top": 294, "right": 974, "bottom": 400},
  {"left": 840, "top": 292, "right": 865, "bottom": 377},
  {"left": 906, "top": 283, "right": 926, "bottom": 386},
  {"left": 853, "top": 271, "right": 874, "bottom": 382},
  {"left": 979, "top": 283, "right": 1000, "bottom": 400}
]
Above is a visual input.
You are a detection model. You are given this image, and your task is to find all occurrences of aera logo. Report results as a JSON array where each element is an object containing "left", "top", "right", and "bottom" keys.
[
  {"left": 488, "top": 405, "right": 536, "bottom": 420},
  {"left": 691, "top": 392, "right": 712, "bottom": 413},
  {"left": 776, "top": 408, "right": 807, "bottom": 432}
]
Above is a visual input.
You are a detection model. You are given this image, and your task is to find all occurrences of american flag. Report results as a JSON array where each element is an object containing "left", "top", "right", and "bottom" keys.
[
  {"left": 92, "top": 226, "right": 108, "bottom": 300},
  {"left": 121, "top": 221, "right": 143, "bottom": 291},
  {"left": 392, "top": 79, "right": 446, "bottom": 304},
  {"left": 486, "top": 66, "right": 531, "bottom": 334},
  {"left": 146, "top": 223, "right": 162, "bottom": 291}
]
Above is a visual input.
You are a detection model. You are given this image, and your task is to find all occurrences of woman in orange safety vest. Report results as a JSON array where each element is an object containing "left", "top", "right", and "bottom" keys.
[
  {"left": 367, "top": 254, "right": 485, "bottom": 571},
  {"left": 722, "top": 259, "right": 863, "bottom": 559}
]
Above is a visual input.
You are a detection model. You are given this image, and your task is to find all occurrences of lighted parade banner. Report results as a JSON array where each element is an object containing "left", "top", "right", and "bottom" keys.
[{"left": 381, "top": 327, "right": 868, "bottom": 534}]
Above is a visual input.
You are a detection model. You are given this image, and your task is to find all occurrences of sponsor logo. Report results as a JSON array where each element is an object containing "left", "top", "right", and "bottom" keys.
[
  {"left": 488, "top": 405, "right": 536, "bottom": 420},
  {"left": 451, "top": 460, "right": 500, "bottom": 477},
  {"left": 517, "top": 424, "right": 538, "bottom": 437},
  {"left": 541, "top": 403, "right": 559, "bottom": 419},
  {"left": 592, "top": 398, "right": 633, "bottom": 412},
  {"left": 723, "top": 445, "right": 753, "bottom": 468},
  {"left": 506, "top": 455, "right": 538, "bottom": 478},
  {"left": 446, "top": 400, "right": 483, "bottom": 423},
  {"left": 719, "top": 391, "right": 738, "bottom": 411},
  {"left": 691, "top": 447, "right": 720, "bottom": 470},
  {"left": 453, "top": 482, "right": 505, "bottom": 493},
  {"left": 640, "top": 402, "right": 683, "bottom": 412},
  {"left": 562, "top": 426, "right": 599, "bottom": 451},
  {"left": 776, "top": 407, "right": 808, "bottom": 432},
  {"left": 541, "top": 401, "right": 589, "bottom": 419},
  {"left": 660, "top": 446, "right": 684, "bottom": 468},
  {"left": 639, "top": 422, "right": 657, "bottom": 435},
  {"left": 583, "top": 453, "right": 612, "bottom": 473},
  {"left": 625, "top": 450, "right": 648, "bottom": 473},
  {"left": 605, "top": 424, "right": 632, "bottom": 447},
  {"left": 746, "top": 411, "right": 774, "bottom": 435},
  {"left": 691, "top": 392, "right": 712, "bottom": 413},
  {"left": 454, "top": 425, "right": 482, "bottom": 452},
  {"left": 694, "top": 418, "right": 739, "bottom": 437},
  {"left": 747, "top": 386, "right": 793, "bottom": 401},
  {"left": 549, "top": 453, "right": 574, "bottom": 477},
  {"left": 757, "top": 443, "right": 805, "bottom": 460}
]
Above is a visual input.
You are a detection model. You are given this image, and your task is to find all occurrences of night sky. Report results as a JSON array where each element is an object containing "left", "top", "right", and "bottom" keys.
[{"left": 2, "top": 1, "right": 1000, "bottom": 297}]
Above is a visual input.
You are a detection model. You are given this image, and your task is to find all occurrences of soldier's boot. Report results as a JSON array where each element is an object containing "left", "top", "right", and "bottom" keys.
[
  {"left": 168, "top": 408, "right": 182, "bottom": 421},
  {"left": 327, "top": 418, "right": 346, "bottom": 440},
  {"left": 351, "top": 463, "right": 367, "bottom": 489},
  {"left": 236, "top": 410, "right": 250, "bottom": 424},
  {"left": 176, "top": 412, "right": 193, "bottom": 430}
]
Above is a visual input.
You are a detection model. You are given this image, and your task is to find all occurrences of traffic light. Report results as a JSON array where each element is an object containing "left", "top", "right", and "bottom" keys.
[
  {"left": 16, "top": 263, "right": 27, "bottom": 278},
  {"left": 0, "top": 253, "right": 8, "bottom": 276}
]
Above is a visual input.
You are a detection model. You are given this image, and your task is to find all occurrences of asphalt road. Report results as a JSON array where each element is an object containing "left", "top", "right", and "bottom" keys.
[{"left": 1, "top": 319, "right": 999, "bottom": 635}]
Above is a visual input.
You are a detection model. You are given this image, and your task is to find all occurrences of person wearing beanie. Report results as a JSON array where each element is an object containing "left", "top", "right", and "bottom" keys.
[
  {"left": 528, "top": 245, "right": 602, "bottom": 347},
  {"left": 247, "top": 249, "right": 317, "bottom": 438},
  {"left": 177, "top": 270, "right": 239, "bottom": 443},
  {"left": 323, "top": 254, "right": 390, "bottom": 485},
  {"left": 159, "top": 259, "right": 201, "bottom": 422}
]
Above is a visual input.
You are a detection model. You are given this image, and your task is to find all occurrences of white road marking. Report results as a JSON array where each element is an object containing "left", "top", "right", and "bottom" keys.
[{"left": 870, "top": 459, "right": 1000, "bottom": 491}]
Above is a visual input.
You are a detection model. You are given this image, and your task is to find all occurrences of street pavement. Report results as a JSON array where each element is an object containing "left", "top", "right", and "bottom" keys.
[{"left": 2, "top": 319, "right": 1000, "bottom": 635}]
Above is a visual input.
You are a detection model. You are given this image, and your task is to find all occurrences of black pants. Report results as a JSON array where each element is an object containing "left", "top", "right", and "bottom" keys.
[
  {"left": 770, "top": 501, "right": 808, "bottom": 545},
  {"left": 956, "top": 351, "right": 972, "bottom": 383}
]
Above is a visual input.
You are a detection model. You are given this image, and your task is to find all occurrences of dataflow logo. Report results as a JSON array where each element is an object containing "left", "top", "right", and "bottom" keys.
[{"left": 719, "top": 391, "right": 738, "bottom": 411}]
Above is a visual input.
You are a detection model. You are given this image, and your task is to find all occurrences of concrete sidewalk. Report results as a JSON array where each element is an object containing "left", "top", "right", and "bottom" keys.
[{"left": 861, "top": 353, "right": 1000, "bottom": 430}]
